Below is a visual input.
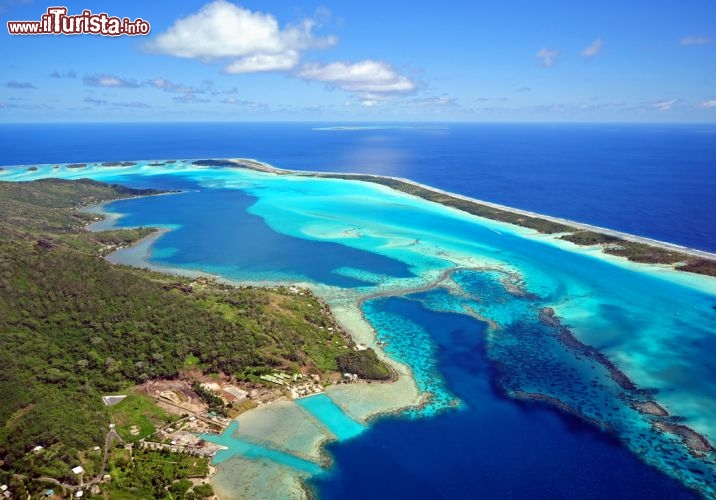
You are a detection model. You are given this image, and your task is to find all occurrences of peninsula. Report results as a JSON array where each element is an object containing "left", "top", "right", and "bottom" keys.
[{"left": 0, "top": 178, "right": 389, "bottom": 499}]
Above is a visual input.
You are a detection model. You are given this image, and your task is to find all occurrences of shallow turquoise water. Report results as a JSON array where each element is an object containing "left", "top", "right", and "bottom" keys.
[
  {"left": 296, "top": 395, "right": 366, "bottom": 440},
  {"left": 3, "top": 160, "right": 715, "bottom": 497},
  {"left": 202, "top": 421, "right": 323, "bottom": 475}
]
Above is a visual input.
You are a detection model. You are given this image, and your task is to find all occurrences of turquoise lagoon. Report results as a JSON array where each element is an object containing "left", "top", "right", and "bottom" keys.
[{"left": 2, "top": 161, "right": 715, "bottom": 498}]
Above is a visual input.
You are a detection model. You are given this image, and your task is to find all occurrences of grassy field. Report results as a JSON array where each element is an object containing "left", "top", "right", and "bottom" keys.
[{"left": 108, "top": 394, "right": 175, "bottom": 442}]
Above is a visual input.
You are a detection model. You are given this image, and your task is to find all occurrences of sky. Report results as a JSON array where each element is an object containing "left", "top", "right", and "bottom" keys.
[{"left": 1, "top": 0, "right": 715, "bottom": 122}]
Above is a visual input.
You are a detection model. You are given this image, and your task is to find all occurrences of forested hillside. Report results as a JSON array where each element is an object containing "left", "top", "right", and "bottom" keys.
[{"left": 0, "top": 178, "right": 376, "bottom": 489}]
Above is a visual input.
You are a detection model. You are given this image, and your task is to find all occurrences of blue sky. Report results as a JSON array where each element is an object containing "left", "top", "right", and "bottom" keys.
[{"left": 1, "top": 0, "right": 715, "bottom": 122}]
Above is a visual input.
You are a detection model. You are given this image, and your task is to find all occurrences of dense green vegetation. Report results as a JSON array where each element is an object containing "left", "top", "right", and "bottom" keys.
[
  {"left": 0, "top": 178, "right": 390, "bottom": 490},
  {"left": 0, "top": 178, "right": 159, "bottom": 253},
  {"left": 104, "top": 447, "right": 213, "bottom": 499},
  {"left": 192, "top": 159, "right": 236, "bottom": 167},
  {"left": 561, "top": 230, "right": 716, "bottom": 277},
  {"left": 101, "top": 162, "right": 137, "bottom": 167},
  {"left": 1, "top": 244, "right": 349, "bottom": 399},
  {"left": 337, "top": 349, "right": 393, "bottom": 380},
  {"left": 678, "top": 259, "right": 716, "bottom": 276}
]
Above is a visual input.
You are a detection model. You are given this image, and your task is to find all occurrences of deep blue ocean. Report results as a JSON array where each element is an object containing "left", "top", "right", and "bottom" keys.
[
  {"left": 1, "top": 122, "right": 715, "bottom": 251},
  {"left": 313, "top": 297, "right": 693, "bottom": 500}
]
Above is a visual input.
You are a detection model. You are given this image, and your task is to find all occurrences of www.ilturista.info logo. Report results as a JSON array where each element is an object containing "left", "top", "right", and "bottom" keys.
[{"left": 7, "top": 7, "right": 150, "bottom": 36}]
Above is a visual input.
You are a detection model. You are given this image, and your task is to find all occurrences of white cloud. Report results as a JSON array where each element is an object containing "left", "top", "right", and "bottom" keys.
[
  {"left": 222, "top": 97, "right": 266, "bottom": 108},
  {"left": 298, "top": 60, "right": 415, "bottom": 93},
  {"left": 173, "top": 94, "right": 210, "bottom": 104},
  {"left": 147, "top": 78, "right": 238, "bottom": 96},
  {"left": 83, "top": 74, "right": 140, "bottom": 88},
  {"left": 407, "top": 96, "right": 456, "bottom": 107},
  {"left": 50, "top": 70, "right": 76, "bottom": 79},
  {"left": 536, "top": 48, "right": 559, "bottom": 67},
  {"left": 5, "top": 80, "right": 36, "bottom": 89},
  {"left": 84, "top": 97, "right": 108, "bottom": 105},
  {"left": 114, "top": 101, "right": 152, "bottom": 108},
  {"left": 224, "top": 50, "right": 299, "bottom": 74},
  {"left": 680, "top": 35, "right": 713, "bottom": 46},
  {"left": 84, "top": 96, "right": 151, "bottom": 108},
  {"left": 650, "top": 99, "right": 679, "bottom": 111},
  {"left": 581, "top": 38, "right": 603, "bottom": 57},
  {"left": 147, "top": 78, "right": 196, "bottom": 93},
  {"left": 147, "top": 0, "right": 334, "bottom": 73},
  {"left": 698, "top": 99, "right": 716, "bottom": 109}
]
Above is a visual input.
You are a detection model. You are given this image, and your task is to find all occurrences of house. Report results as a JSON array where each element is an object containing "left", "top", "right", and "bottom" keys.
[{"left": 71, "top": 465, "right": 85, "bottom": 475}]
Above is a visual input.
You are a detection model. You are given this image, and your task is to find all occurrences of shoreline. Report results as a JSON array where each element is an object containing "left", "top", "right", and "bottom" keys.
[
  {"left": 223, "top": 158, "right": 716, "bottom": 271},
  {"left": 82, "top": 195, "right": 424, "bottom": 499},
  {"left": 346, "top": 173, "right": 716, "bottom": 260},
  {"left": 5, "top": 157, "right": 715, "bottom": 263}
]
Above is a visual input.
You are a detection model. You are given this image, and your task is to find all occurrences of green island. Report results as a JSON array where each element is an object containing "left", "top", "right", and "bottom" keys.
[
  {"left": 0, "top": 178, "right": 390, "bottom": 499},
  {"left": 559, "top": 231, "right": 716, "bottom": 275},
  {"left": 99, "top": 162, "right": 137, "bottom": 168}
]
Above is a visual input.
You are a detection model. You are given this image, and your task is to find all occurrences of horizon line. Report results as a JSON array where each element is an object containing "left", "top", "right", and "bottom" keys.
[{"left": 2, "top": 120, "right": 716, "bottom": 126}]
